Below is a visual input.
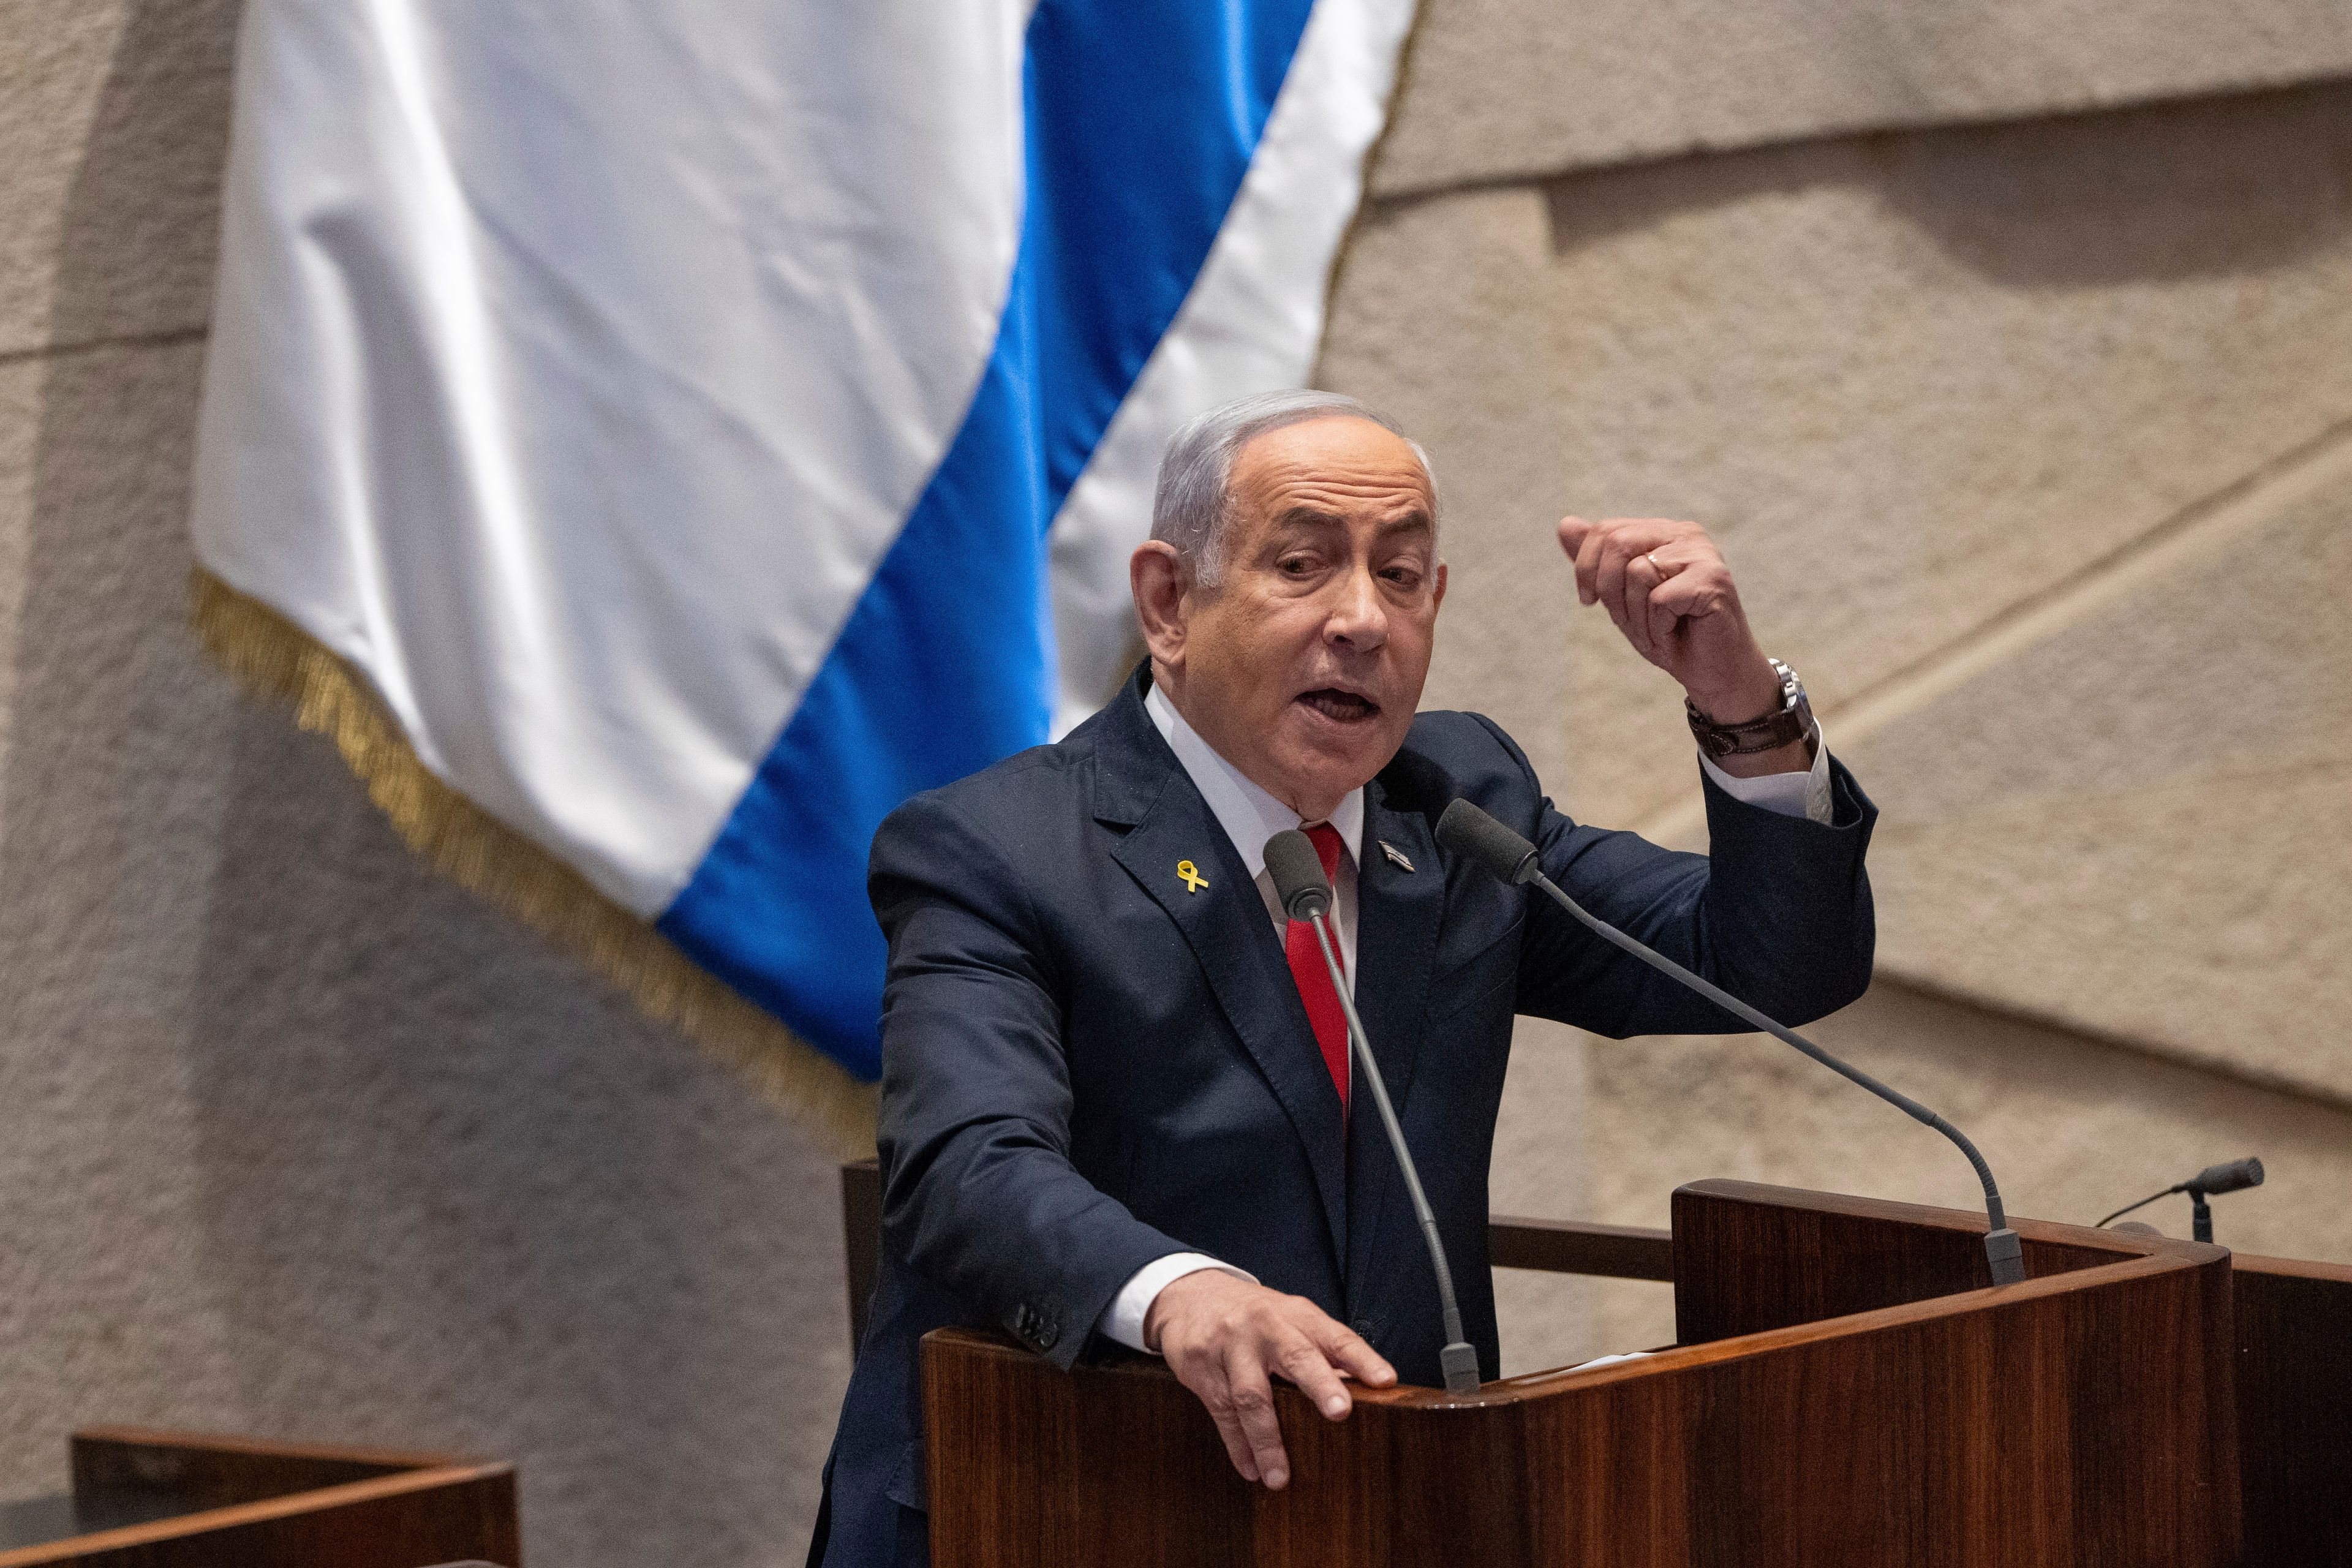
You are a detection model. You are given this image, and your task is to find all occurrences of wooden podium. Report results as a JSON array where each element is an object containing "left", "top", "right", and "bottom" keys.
[
  {"left": 919, "top": 1182, "right": 2247, "bottom": 1567},
  {"left": 0, "top": 1430, "right": 517, "bottom": 1568}
]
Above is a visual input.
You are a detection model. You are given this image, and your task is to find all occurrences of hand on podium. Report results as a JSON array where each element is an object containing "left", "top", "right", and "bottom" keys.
[{"left": 1143, "top": 1270, "right": 1397, "bottom": 1490}]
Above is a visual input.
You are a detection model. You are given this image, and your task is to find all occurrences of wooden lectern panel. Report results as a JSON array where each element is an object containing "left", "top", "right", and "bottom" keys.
[
  {"left": 924, "top": 1182, "right": 2241, "bottom": 1568},
  {"left": 2233, "top": 1251, "right": 2352, "bottom": 1568},
  {"left": 1668, "top": 1181, "right": 2133, "bottom": 1344},
  {"left": 0, "top": 1430, "right": 518, "bottom": 1568},
  {"left": 1666, "top": 1183, "right": 2240, "bottom": 1568}
]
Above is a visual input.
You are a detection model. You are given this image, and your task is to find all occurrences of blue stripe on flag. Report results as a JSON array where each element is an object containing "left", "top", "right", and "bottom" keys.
[{"left": 658, "top": 0, "right": 1318, "bottom": 1080}]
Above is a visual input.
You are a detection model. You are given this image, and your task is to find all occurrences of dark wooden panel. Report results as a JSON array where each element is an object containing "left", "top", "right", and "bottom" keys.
[
  {"left": 1488, "top": 1215, "right": 1673, "bottom": 1281},
  {"left": 1670, "top": 1252, "right": 2233, "bottom": 1568},
  {"left": 0, "top": 1433, "right": 519, "bottom": 1568},
  {"left": 1669, "top": 1179, "right": 2163, "bottom": 1346},
  {"left": 922, "top": 1327, "right": 1257, "bottom": 1567},
  {"left": 2234, "top": 1251, "right": 2352, "bottom": 1568},
  {"left": 843, "top": 1156, "right": 882, "bottom": 1349},
  {"left": 924, "top": 1183, "right": 2242, "bottom": 1568},
  {"left": 69, "top": 1430, "right": 412, "bottom": 1516},
  {"left": 1666, "top": 1182, "right": 2242, "bottom": 1566}
]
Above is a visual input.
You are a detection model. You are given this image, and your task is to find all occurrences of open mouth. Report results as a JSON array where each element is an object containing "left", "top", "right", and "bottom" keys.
[{"left": 1296, "top": 688, "right": 1381, "bottom": 724}]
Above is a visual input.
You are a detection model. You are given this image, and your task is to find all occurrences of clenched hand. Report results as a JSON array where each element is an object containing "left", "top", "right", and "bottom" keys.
[{"left": 1558, "top": 515, "right": 1807, "bottom": 776}]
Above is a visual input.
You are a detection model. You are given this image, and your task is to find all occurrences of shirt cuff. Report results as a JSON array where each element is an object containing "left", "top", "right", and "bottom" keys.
[
  {"left": 1697, "top": 725, "right": 1835, "bottom": 826},
  {"left": 1096, "top": 1252, "right": 1259, "bottom": 1353}
]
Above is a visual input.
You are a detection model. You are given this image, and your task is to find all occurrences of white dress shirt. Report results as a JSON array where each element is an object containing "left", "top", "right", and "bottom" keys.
[{"left": 1096, "top": 684, "right": 1836, "bottom": 1352}]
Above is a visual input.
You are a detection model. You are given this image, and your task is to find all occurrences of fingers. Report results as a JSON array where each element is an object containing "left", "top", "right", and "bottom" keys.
[
  {"left": 1169, "top": 1338, "right": 1266, "bottom": 1483},
  {"left": 1224, "top": 1346, "right": 1291, "bottom": 1489},
  {"left": 1564, "top": 516, "right": 1669, "bottom": 624},
  {"left": 1557, "top": 515, "right": 1594, "bottom": 590},
  {"left": 1569, "top": 518, "right": 1607, "bottom": 608},
  {"left": 1648, "top": 574, "right": 1683, "bottom": 655},
  {"left": 1560, "top": 516, "right": 1752, "bottom": 674},
  {"left": 1316, "top": 1318, "right": 1397, "bottom": 1390},
  {"left": 1623, "top": 551, "right": 1663, "bottom": 658},
  {"left": 1648, "top": 553, "right": 1725, "bottom": 633},
  {"left": 1158, "top": 1280, "right": 1398, "bottom": 1490},
  {"left": 1276, "top": 1332, "right": 1355, "bottom": 1422},
  {"left": 1599, "top": 533, "right": 1669, "bottom": 655},
  {"left": 1596, "top": 541, "right": 1634, "bottom": 642},
  {"left": 1203, "top": 1384, "right": 1263, "bottom": 1484}
]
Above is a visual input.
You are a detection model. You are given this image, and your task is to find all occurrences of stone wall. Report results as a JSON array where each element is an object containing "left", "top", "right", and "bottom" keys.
[{"left": 4, "top": 2, "right": 2350, "bottom": 1562}]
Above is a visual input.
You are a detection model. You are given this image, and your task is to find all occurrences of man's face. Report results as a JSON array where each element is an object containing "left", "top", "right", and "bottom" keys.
[{"left": 1156, "top": 416, "right": 1444, "bottom": 817}]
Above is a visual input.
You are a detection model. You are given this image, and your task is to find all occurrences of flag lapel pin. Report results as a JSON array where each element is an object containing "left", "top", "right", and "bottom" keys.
[{"left": 1379, "top": 840, "right": 1414, "bottom": 873}]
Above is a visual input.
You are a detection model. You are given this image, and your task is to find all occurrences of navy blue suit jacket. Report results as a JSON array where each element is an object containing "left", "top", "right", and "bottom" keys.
[{"left": 810, "top": 666, "right": 1877, "bottom": 1566}]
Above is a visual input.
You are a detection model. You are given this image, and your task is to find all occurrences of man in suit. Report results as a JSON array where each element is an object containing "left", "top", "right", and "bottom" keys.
[{"left": 809, "top": 391, "right": 1874, "bottom": 1566}]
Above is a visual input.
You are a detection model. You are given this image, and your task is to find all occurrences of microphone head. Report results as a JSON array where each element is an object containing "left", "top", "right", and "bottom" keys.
[
  {"left": 2186, "top": 1156, "right": 2264, "bottom": 1196},
  {"left": 1435, "top": 799, "right": 1540, "bottom": 886},
  {"left": 1263, "top": 829, "right": 1332, "bottom": 921}
]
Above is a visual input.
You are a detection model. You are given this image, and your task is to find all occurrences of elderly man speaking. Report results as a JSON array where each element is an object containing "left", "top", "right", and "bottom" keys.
[{"left": 807, "top": 391, "right": 1875, "bottom": 1567}]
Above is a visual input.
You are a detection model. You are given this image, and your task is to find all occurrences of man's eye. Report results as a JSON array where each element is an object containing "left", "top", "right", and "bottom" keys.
[
  {"left": 1278, "top": 556, "right": 1314, "bottom": 575},
  {"left": 1382, "top": 567, "right": 1422, "bottom": 588}
]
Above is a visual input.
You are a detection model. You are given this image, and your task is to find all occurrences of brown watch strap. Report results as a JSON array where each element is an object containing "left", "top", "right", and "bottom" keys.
[{"left": 1686, "top": 660, "right": 1816, "bottom": 760}]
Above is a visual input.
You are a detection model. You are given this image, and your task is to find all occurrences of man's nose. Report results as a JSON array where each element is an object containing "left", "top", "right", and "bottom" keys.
[{"left": 1323, "top": 563, "right": 1388, "bottom": 650}]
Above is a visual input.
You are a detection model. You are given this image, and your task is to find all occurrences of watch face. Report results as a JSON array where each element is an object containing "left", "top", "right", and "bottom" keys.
[{"left": 1772, "top": 661, "right": 1804, "bottom": 708}]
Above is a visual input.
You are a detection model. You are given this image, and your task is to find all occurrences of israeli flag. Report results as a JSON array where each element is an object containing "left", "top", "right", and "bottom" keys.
[{"left": 190, "top": 0, "right": 1415, "bottom": 1110}]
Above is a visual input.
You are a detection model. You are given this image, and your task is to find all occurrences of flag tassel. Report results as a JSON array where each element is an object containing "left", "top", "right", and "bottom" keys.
[{"left": 189, "top": 567, "right": 880, "bottom": 1152}]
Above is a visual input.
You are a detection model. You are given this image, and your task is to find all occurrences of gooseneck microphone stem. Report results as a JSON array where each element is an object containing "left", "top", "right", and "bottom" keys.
[
  {"left": 2098, "top": 1188, "right": 2180, "bottom": 1229},
  {"left": 1264, "top": 827, "right": 1482, "bottom": 1396},
  {"left": 1303, "top": 913, "right": 1483, "bottom": 1395},
  {"left": 1525, "top": 867, "right": 2025, "bottom": 1284},
  {"left": 1433, "top": 799, "right": 2027, "bottom": 1289}
]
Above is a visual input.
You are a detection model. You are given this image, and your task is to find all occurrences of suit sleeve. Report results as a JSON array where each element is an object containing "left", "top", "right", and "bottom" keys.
[
  {"left": 869, "top": 790, "right": 1193, "bottom": 1370},
  {"left": 1468, "top": 715, "right": 1879, "bottom": 1038}
]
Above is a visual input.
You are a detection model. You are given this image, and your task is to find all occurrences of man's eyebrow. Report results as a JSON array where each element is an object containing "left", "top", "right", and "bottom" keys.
[{"left": 1266, "top": 506, "right": 1433, "bottom": 535}]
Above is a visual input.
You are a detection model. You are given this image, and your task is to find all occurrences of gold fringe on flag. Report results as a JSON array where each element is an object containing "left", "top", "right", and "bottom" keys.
[{"left": 190, "top": 567, "right": 880, "bottom": 1151}]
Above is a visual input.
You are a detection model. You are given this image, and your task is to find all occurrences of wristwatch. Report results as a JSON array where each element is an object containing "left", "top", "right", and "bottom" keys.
[{"left": 1686, "top": 658, "right": 1817, "bottom": 760}]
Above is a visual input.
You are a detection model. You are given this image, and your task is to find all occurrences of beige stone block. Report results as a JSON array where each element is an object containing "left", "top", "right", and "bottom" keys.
[
  {"left": 0, "top": 341, "right": 850, "bottom": 1562},
  {"left": 0, "top": 0, "right": 236, "bottom": 355},
  {"left": 1849, "top": 448, "right": 2352, "bottom": 1101},
  {"left": 1322, "top": 82, "right": 2352, "bottom": 829},
  {"left": 1378, "top": 0, "right": 2352, "bottom": 196},
  {"left": 1562, "top": 981, "right": 2352, "bottom": 1357}
]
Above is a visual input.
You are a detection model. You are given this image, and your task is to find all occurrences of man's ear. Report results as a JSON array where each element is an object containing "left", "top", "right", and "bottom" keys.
[{"left": 1131, "top": 541, "right": 1190, "bottom": 670}]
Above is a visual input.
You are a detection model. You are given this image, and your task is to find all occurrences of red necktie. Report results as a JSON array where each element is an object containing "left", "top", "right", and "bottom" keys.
[{"left": 1283, "top": 822, "right": 1349, "bottom": 1114}]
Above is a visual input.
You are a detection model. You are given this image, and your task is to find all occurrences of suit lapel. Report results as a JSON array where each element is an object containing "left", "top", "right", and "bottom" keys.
[
  {"left": 1343, "top": 777, "right": 1447, "bottom": 1310},
  {"left": 1096, "top": 680, "right": 1351, "bottom": 1265}
]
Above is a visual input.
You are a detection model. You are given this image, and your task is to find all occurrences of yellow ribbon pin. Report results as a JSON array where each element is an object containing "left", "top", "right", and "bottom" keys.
[{"left": 1176, "top": 859, "right": 1208, "bottom": 894}]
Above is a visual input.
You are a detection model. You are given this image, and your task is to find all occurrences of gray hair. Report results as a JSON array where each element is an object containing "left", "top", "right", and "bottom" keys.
[{"left": 1149, "top": 390, "right": 1437, "bottom": 587}]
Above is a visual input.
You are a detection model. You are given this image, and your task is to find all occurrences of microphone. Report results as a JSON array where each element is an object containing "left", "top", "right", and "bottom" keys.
[
  {"left": 2098, "top": 1156, "right": 2263, "bottom": 1243},
  {"left": 1264, "top": 829, "right": 1483, "bottom": 1395},
  {"left": 1433, "top": 799, "right": 2030, "bottom": 1289},
  {"left": 2187, "top": 1156, "right": 2266, "bottom": 1197}
]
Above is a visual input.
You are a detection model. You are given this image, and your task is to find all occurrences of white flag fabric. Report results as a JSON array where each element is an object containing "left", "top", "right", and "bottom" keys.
[{"left": 191, "top": 0, "right": 1415, "bottom": 1117}]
